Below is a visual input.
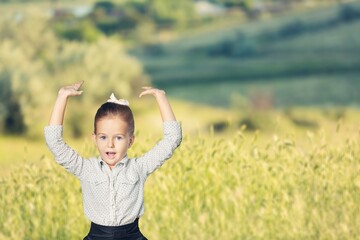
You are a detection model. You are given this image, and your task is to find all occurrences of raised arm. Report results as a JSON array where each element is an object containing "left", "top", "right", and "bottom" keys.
[
  {"left": 45, "top": 81, "right": 85, "bottom": 178},
  {"left": 139, "top": 87, "right": 176, "bottom": 122},
  {"left": 137, "top": 87, "right": 181, "bottom": 177},
  {"left": 49, "top": 81, "right": 84, "bottom": 125}
]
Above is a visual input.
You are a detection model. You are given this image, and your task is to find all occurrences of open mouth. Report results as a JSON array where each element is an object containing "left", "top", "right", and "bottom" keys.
[{"left": 106, "top": 152, "right": 116, "bottom": 159}]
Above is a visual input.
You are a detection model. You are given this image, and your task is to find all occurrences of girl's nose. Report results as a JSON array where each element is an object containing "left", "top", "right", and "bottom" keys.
[{"left": 107, "top": 139, "right": 114, "bottom": 147}]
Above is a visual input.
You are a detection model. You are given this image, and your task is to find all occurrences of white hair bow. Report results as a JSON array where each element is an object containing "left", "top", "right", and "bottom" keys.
[{"left": 107, "top": 93, "right": 129, "bottom": 106}]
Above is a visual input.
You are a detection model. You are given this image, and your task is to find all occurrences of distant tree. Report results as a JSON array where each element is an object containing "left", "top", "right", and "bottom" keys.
[
  {"left": 338, "top": 4, "right": 360, "bottom": 22},
  {"left": 148, "top": 0, "right": 196, "bottom": 28},
  {"left": 94, "top": 1, "right": 116, "bottom": 13},
  {"left": 208, "top": 0, "right": 254, "bottom": 10},
  {"left": 4, "top": 96, "right": 26, "bottom": 134},
  {"left": 0, "top": 73, "right": 26, "bottom": 134},
  {"left": 0, "top": 74, "right": 12, "bottom": 123},
  {"left": 53, "top": 20, "right": 101, "bottom": 42},
  {"left": 88, "top": 1, "right": 145, "bottom": 35}
]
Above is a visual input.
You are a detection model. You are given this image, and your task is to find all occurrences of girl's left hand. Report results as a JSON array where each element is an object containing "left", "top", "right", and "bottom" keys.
[{"left": 139, "top": 87, "right": 165, "bottom": 98}]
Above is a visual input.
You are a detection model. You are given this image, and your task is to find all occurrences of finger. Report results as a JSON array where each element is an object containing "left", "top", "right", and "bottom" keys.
[
  {"left": 139, "top": 89, "right": 153, "bottom": 98},
  {"left": 73, "top": 90, "right": 83, "bottom": 96},
  {"left": 73, "top": 81, "right": 84, "bottom": 90},
  {"left": 138, "top": 91, "right": 146, "bottom": 98},
  {"left": 72, "top": 81, "right": 83, "bottom": 87},
  {"left": 77, "top": 80, "right": 84, "bottom": 87}
]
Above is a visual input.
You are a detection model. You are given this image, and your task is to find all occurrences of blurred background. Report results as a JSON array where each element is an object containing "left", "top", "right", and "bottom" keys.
[
  {"left": 1, "top": 1, "right": 360, "bottom": 239},
  {"left": 0, "top": 0, "right": 359, "bottom": 140}
]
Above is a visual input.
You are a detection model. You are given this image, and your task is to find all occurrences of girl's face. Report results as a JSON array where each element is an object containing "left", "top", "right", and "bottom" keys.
[{"left": 93, "top": 116, "right": 134, "bottom": 169}]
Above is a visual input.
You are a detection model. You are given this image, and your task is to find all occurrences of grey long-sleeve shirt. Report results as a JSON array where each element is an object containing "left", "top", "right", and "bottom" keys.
[{"left": 44, "top": 121, "right": 182, "bottom": 226}]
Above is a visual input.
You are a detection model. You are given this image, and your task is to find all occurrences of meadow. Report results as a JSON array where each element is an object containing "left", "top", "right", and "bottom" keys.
[{"left": 0, "top": 104, "right": 359, "bottom": 239}]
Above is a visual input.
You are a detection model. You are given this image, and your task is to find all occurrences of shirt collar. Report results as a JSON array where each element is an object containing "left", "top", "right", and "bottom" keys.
[{"left": 98, "top": 155, "right": 129, "bottom": 169}]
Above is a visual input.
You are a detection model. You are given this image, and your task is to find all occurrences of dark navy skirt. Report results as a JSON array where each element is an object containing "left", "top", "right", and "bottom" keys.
[{"left": 83, "top": 218, "right": 148, "bottom": 240}]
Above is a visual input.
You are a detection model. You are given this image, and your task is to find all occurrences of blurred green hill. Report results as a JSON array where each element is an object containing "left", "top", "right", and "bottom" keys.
[{"left": 132, "top": 1, "right": 360, "bottom": 108}]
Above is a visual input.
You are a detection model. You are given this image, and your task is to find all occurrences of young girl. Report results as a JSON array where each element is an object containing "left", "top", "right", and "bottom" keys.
[{"left": 45, "top": 81, "right": 182, "bottom": 239}]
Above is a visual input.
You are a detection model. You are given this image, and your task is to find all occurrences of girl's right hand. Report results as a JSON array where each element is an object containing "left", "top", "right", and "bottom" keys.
[{"left": 58, "top": 81, "right": 84, "bottom": 98}]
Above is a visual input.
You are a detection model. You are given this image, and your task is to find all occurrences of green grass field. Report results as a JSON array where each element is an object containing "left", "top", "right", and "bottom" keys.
[{"left": 0, "top": 107, "right": 359, "bottom": 239}]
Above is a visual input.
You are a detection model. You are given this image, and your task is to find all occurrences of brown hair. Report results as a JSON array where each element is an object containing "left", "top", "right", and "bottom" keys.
[{"left": 94, "top": 102, "right": 134, "bottom": 135}]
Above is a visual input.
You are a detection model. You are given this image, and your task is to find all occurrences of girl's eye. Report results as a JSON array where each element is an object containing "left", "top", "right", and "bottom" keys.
[
  {"left": 99, "top": 136, "right": 106, "bottom": 140},
  {"left": 116, "top": 136, "right": 123, "bottom": 140}
]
